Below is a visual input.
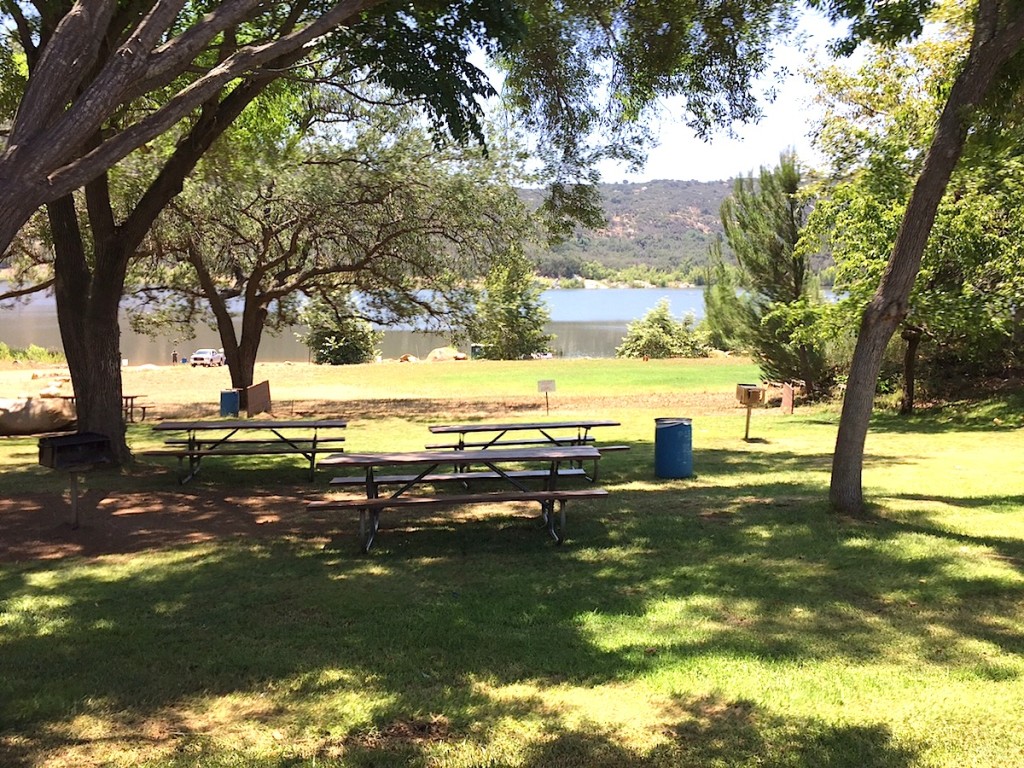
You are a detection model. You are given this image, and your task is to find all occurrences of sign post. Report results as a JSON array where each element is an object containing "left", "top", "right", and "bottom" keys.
[{"left": 537, "top": 379, "right": 556, "bottom": 414}]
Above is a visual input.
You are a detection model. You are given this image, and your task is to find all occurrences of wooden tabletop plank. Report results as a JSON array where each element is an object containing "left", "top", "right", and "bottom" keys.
[
  {"left": 319, "top": 445, "right": 600, "bottom": 467},
  {"left": 153, "top": 419, "right": 348, "bottom": 431},
  {"left": 428, "top": 420, "right": 619, "bottom": 434}
]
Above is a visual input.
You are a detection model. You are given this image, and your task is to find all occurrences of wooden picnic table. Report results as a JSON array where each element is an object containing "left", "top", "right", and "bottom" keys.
[
  {"left": 145, "top": 418, "right": 347, "bottom": 483},
  {"left": 426, "top": 419, "right": 627, "bottom": 480},
  {"left": 427, "top": 419, "right": 621, "bottom": 450},
  {"left": 60, "top": 393, "right": 148, "bottom": 422},
  {"left": 313, "top": 445, "right": 607, "bottom": 552}
]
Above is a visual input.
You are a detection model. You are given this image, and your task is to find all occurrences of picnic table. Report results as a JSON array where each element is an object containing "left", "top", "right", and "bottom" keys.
[
  {"left": 311, "top": 445, "right": 607, "bottom": 552},
  {"left": 60, "top": 393, "right": 148, "bottom": 422},
  {"left": 427, "top": 419, "right": 628, "bottom": 480},
  {"left": 144, "top": 418, "right": 347, "bottom": 483},
  {"left": 427, "top": 419, "right": 621, "bottom": 450}
]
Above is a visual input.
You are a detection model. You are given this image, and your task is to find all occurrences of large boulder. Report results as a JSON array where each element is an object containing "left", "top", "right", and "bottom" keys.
[
  {"left": 0, "top": 397, "right": 76, "bottom": 435},
  {"left": 427, "top": 346, "right": 466, "bottom": 362}
]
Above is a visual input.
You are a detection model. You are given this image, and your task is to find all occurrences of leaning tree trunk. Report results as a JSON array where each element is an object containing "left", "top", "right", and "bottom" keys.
[
  {"left": 830, "top": 3, "right": 1024, "bottom": 514},
  {"left": 900, "top": 326, "right": 923, "bottom": 415}
]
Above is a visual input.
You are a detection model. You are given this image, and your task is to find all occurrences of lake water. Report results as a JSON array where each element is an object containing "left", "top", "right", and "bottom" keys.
[{"left": 0, "top": 287, "right": 706, "bottom": 364}]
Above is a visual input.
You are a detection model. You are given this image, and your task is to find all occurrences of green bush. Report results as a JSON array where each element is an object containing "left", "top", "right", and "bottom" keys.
[
  {"left": 472, "top": 255, "right": 553, "bottom": 360},
  {"left": 299, "top": 299, "right": 381, "bottom": 365},
  {"left": 616, "top": 299, "right": 710, "bottom": 359},
  {"left": 0, "top": 342, "right": 65, "bottom": 363}
]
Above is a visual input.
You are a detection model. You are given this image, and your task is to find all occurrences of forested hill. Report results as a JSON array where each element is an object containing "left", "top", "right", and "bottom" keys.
[{"left": 522, "top": 179, "right": 734, "bottom": 279}]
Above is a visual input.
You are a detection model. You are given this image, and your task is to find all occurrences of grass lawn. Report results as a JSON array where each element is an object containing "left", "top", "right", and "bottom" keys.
[{"left": 1, "top": 357, "right": 1022, "bottom": 767}]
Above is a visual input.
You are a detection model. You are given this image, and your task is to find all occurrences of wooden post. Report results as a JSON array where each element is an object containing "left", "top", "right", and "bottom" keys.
[
  {"left": 782, "top": 382, "right": 794, "bottom": 414},
  {"left": 744, "top": 406, "right": 752, "bottom": 441}
]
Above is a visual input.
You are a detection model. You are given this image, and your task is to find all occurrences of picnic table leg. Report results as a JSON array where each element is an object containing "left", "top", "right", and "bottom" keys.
[
  {"left": 543, "top": 499, "right": 567, "bottom": 544},
  {"left": 359, "top": 508, "right": 380, "bottom": 553},
  {"left": 309, "top": 432, "right": 319, "bottom": 481},
  {"left": 176, "top": 452, "right": 203, "bottom": 484}
]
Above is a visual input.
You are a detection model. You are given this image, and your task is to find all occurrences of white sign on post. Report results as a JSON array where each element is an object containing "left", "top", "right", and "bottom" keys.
[{"left": 538, "top": 379, "right": 556, "bottom": 414}]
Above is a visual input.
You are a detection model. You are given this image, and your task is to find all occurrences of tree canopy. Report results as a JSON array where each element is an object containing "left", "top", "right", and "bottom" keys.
[
  {"left": 0, "top": 0, "right": 799, "bottom": 256},
  {"left": 0, "top": 0, "right": 800, "bottom": 462},
  {"left": 134, "top": 99, "right": 532, "bottom": 389},
  {"left": 806, "top": 14, "right": 1024, "bottom": 408}
]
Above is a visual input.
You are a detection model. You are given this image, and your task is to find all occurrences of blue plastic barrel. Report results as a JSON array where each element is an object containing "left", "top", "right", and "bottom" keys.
[
  {"left": 219, "top": 389, "right": 240, "bottom": 417},
  {"left": 654, "top": 418, "right": 693, "bottom": 478}
]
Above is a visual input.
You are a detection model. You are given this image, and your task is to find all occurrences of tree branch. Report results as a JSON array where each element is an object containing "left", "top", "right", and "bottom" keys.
[
  {"left": 41, "top": 0, "right": 386, "bottom": 199},
  {"left": 0, "top": 277, "right": 55, "bottom": 302},
  {"left": 9, "top": 0, "right": 118, "bottom": 146}
]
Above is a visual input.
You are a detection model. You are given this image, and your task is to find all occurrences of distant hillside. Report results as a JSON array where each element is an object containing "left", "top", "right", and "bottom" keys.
[{"left": 522, "top": 179, "right": 734, "bottom": 278}]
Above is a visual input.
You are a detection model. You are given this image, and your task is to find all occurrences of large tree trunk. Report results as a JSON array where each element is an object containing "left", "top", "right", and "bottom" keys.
[
  {"left": 830, "top": 2, "right": 1024, "bottom": 513},
  {"left": 48, "top": 195, "right": 130, "bottom": 462},
  {"left": 231, "top": 307, "right": 267, "bottom": 391},
  {"left": 215, "top": 305, "right": 266, "bottom": 393},
  {"left": 42, "top": 79, "right": 279, "bottom": 462},
  {"left": 186, "top": 244, "right": 264, "bottom": 392}
]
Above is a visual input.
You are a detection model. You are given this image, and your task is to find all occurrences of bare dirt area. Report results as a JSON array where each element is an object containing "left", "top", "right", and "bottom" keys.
[
  {"left": 1, "top": 361, "right": 740, "bottom": 565},
  {"left": 0, "top": 484, "right": 338, "bottom": 564}
]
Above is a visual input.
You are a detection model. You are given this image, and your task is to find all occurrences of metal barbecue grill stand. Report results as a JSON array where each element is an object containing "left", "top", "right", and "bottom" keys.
[{"left": 38, "top": 432, "right": 115, "bottom": 529}]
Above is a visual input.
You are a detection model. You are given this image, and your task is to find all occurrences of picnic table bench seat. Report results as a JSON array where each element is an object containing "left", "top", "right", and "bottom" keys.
[
  {"left": 329, "top": 467, "right": 587, "bottom": 487},
  {"left": 140, "top": 442, "right": 344, "bottom": 482},
  {"left": 308, "top": 487, "right": 609, "bottom": 551},
  {"left": 143, "top": 445, "right": 341, "bottom": 457}
]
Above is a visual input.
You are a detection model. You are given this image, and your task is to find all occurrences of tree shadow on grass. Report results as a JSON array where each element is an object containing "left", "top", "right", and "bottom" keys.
[
  {"left": 1, "top": 431, "right": 1021, "bottom": 765},
  {"left": 891, "top": 492, "right": 1024, "bottom": 511},
  {"left": 1, "top": 475, "right": 1020, "bottom": 766},
  {"left": 332, "top": 693, "right": 919, "bottom": 768}
]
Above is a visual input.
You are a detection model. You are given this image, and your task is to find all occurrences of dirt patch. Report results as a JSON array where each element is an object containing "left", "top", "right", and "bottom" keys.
[
  {"left": 346, "top": 714, "right": 452, "bottom": 749},
  {"left": 0, "top": 487, "right": 334, "bottom": 563}
]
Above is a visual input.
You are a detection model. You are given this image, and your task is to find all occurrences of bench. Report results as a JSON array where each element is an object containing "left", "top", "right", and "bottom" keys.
[
  {"left": 308, "top": 487, "right": 609, "bottom": 552},
  {"left": 421, "top": 442, "right": 627, "bottom": 478},
  {"left": 330, "top": 467, "right": 587, "bottom": 487}
]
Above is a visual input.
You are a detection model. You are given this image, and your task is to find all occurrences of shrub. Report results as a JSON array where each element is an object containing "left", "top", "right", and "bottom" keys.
[
  {"left": 0, "top": 342, "right": 65, "bottom": 363},
  {"left": 299, "top": 299, "right": 381, "bottom": 365},
  {"left": 616, "top": 299, "right": 710, "bottom": 359}
]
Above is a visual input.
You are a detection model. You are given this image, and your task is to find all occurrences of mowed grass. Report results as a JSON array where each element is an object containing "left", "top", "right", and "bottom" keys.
[{"left": 1, "top": 358, "right": 1023, "bottom": 767}]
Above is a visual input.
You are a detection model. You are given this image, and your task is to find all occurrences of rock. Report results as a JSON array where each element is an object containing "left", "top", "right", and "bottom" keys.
[
  {"left": 0, "top": 397, "right": 76, "bottom": 435},
  {"left": 426, "top": 346, "right": 460, "bottom": 362}
]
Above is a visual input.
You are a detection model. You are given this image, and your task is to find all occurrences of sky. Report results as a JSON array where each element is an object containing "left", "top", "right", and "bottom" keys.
[{"left": 598, "top": 12, "right": 840, "bottom": 184}]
